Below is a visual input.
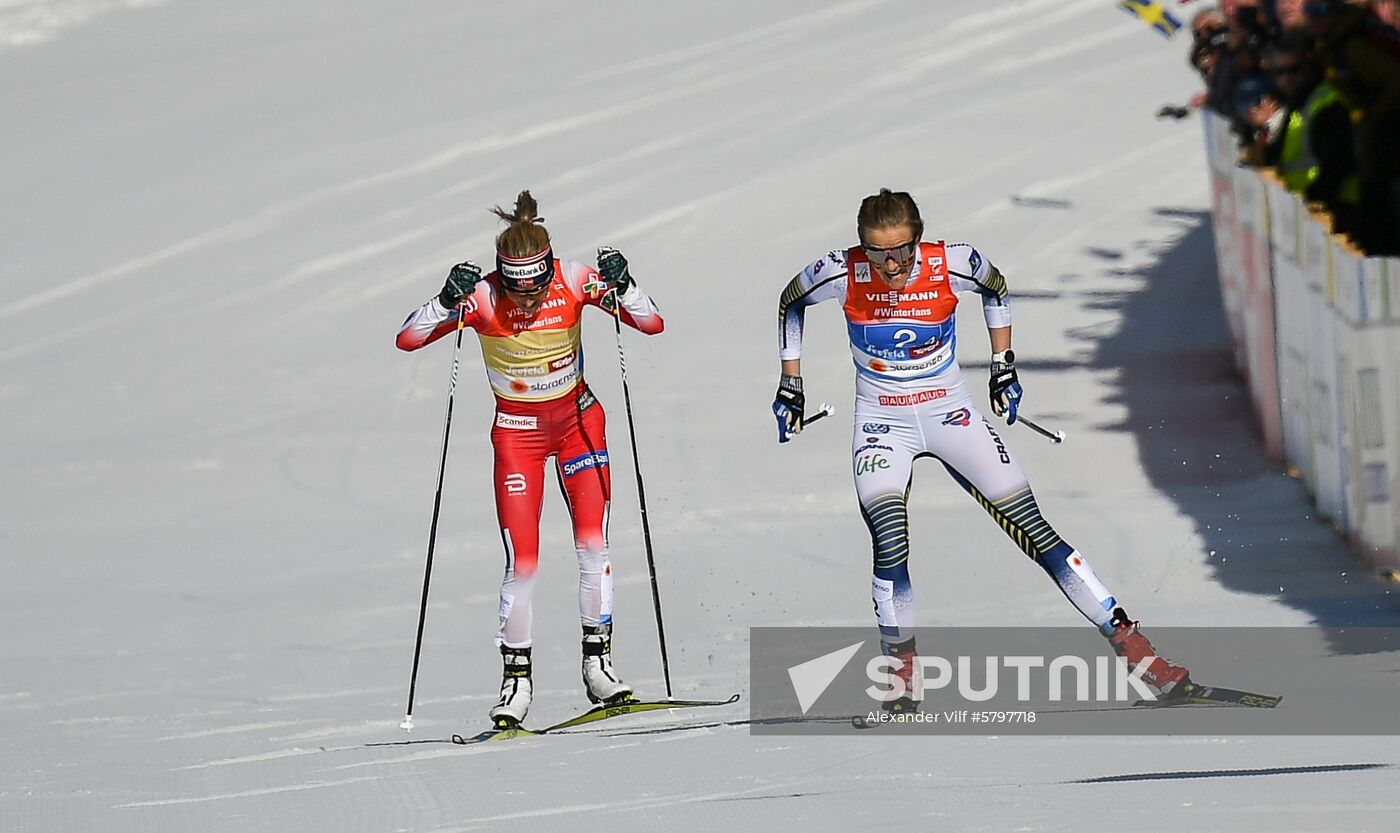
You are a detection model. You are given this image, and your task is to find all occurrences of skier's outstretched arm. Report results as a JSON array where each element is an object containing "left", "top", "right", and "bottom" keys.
[{"left": 396, "top": 261, "right": 484, "bottom": 351}]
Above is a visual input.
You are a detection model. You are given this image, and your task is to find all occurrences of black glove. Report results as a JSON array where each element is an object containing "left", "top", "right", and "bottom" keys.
[
  {"left": 989, "top": 350, "right": 1023, "bottom": 425},
  {"left": 772, "top": 375, "right": 805, "bottom": 443},
  {"left": 438, "top": 261, "right": 482, "bottom": 308},
  {"left": 596, "top": 246, "right": 634, "bottom": 293}
]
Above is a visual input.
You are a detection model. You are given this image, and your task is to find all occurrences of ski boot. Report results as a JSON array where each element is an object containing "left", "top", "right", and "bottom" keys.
[
  {"left": 1108, "top": 607, "right": 1190, "bottom": 696},
  {"left": 581, "top": 625, "right": 633, "bottom": 705},
  {"left": 880, "top": 637, "right": 921, "bottom": 715},
  {"left": 488, "top": 645, "right": 533, "bottom": 729}
]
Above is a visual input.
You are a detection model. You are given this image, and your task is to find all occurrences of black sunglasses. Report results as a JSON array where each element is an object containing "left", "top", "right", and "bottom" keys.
[{"left": 861, "top": 240, "right": 919, "bottom": 264}]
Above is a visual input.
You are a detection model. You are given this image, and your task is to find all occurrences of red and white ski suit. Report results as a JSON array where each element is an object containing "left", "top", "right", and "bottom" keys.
[{"left": 397, "top": 260, "right": 663, "bottom": 647}]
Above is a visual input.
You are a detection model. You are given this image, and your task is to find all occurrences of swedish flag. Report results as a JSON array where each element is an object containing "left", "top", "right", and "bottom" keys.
[{"left": 1119, "top": 0, "right": 1183, "bottom": 38}]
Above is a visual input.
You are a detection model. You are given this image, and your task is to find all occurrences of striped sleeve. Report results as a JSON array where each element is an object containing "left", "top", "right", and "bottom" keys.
[
  {"left": 946, "top": 242, "right": 1012, "bottom": 330},
  {"left": 778, "top": 249, "right": 848, "bottom": 361}
]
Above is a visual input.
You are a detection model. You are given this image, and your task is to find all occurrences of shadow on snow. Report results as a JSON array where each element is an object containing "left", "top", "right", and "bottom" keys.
[{"left": 1076, "top": 208, "right": 1398, "bottom": 637}]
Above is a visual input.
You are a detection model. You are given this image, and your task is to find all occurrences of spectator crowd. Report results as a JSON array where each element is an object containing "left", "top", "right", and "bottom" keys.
[{"left": 1188, "top": 0, "right": 1400, "bottom": 254}]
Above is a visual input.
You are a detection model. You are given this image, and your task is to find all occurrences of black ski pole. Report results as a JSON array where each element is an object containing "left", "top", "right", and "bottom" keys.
[
  {"left": 804, "top": 403, "right": 836, "bottom": 428},
  {"left": 608, "top": 289, "right": 673, "bottom": 699},
  {"left": 401, "top": 308, "right": 468, "bottom": 731},
  {"left": 1017, "top": 414, "right": 1065, "bottom": 444}
]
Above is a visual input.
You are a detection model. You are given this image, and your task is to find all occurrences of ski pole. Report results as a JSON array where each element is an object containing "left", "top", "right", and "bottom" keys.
[
  {"left": 608, "top": 288, "right": 673, "bottom": 699},
  {"left": 1017, "top": 415, "right": 1065, "bottom": 444},
  {"left": 804, "top": 403, "right": 836, "bottom": 427},
  {"left": 401, "top": 306, "right": 469, "bottom": 732}
]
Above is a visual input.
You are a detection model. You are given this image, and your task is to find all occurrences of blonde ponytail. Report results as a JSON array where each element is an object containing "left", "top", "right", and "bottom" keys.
[{"left": 491, "top": 190, "right": 550, "bottom": 258}]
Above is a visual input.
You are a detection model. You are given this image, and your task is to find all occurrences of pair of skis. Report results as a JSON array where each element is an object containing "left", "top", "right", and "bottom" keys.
[
  {"left": 452, "top": 680, "right": 1280, "bottom": 743},
  {"left": 852, "top": 680, "right": 1280, "bottom": 729},
  {"left": 1135, "top": 680, "right": 1281, "bottom": 709},
  {"left": 452, "top": 693, "right": 741, "bottom": 745}
]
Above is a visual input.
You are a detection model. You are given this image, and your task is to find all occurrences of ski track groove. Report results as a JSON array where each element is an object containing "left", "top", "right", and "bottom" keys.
[
  {"left": 112, "top": 775, "right": 385, "bottom": 808},
  {"left": 152, "top": 720, "right": 309, "bottom": 741},
  {"left": 172, "top": 748, "right": 322, "bottom": 770}
]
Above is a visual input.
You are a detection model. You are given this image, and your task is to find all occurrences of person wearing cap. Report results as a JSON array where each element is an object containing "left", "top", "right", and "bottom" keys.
[
  {"left": 1188, "top": 9, "right": 1233, "bottom": 111},
  {"left": 1307, "top": 0, "right": 1400, "bottom": 253},
  {"left": 397, "top": 190, "right": 665, "bottom": 727},
  {"left": 1268, "top": 37, "right": 1362, "bottom": 233},
  {"left": 1234, "top": 75, "right": 1290, "bottom": 165},
  {"left": 1203, "top": 3, "right": 1262, "bottom": 122}
]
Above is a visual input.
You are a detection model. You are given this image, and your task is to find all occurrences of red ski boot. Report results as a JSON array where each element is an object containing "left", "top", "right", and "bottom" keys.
[
  {"left": 880, "top": 638, "right": 920, "bottom": 713},
  {"left": 1108, "top": 608, "right": 1190, "bottom": 695}
]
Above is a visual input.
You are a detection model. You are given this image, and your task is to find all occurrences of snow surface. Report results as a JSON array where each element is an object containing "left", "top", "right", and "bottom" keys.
[{"left": 3, "top": 1, "right": 1398, "bottom": 830}]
